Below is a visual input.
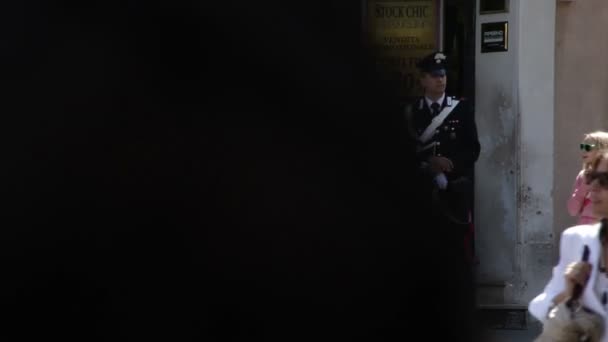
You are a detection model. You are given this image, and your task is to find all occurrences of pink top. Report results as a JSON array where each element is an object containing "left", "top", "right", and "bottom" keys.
[{"left": 567, "top": 169, "right": 597, "bottom": 225}]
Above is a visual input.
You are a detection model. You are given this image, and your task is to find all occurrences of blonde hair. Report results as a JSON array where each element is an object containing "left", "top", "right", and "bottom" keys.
[
  {"left": 591, "top": 149, "right": 608, "bottom": 171},
  {"left": 582, "top": 131, "right": 608, "bottom": 169}
]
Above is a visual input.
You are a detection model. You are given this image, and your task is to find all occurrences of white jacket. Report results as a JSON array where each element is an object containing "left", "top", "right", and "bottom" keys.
[{"left": 529, "top": 223, "right": 608, "bottom": 341}]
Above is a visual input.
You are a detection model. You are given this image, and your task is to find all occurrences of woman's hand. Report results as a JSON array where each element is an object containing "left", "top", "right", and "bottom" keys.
[{"left": 553, "top": 261, "right": 593, "bottom": 304}]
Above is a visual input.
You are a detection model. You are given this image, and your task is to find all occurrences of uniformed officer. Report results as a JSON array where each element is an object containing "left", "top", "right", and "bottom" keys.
[
  {"left": 405, "top": 51, "right": 481, "bottom": 227},
  {"left": 402, "top": 52, "right": 481, "bottom": 341}
]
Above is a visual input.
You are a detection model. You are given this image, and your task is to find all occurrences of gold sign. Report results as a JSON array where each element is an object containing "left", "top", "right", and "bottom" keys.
[{"left": 365, "top": 0, "right": 440, "bottom": 99}]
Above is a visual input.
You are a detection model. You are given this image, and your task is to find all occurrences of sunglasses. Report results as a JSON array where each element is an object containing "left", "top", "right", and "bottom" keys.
[
  {"left": 580, "top": 143, "right": 596, "bottom": 152},
  {"left": 585, "top": 171, "right": 608, "bottom": 188}
]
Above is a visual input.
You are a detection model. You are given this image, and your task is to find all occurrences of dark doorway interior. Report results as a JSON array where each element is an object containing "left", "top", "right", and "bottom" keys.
[
  {"left": 444, "top": 0, "right": 476, "bottom": 102},
  {"left": 444, "top": 0, "right": 478, "bottom": 267}
]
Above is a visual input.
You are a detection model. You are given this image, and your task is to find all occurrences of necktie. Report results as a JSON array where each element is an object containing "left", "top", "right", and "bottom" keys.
[{"left": 430, "top": 102, "right": 441, "bottom": 118}]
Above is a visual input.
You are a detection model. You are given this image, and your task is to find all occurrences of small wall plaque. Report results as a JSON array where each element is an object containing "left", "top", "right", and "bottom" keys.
[{"left": 481, "top": 22, "right": 508, "bottom": 53}]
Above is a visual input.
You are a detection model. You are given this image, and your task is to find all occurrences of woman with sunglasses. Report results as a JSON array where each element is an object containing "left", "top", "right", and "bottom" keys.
[
  {"left": 568, "top": 131, "right": 608, "bottom": 225},
  {"left": 530, "top": 150, "right": 608, "bottom": 341}
]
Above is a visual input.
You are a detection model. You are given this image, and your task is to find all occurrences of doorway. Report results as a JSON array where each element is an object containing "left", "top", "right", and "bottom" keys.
[{"left": 443, "top": 0, "right": 476, "bottom": 102}]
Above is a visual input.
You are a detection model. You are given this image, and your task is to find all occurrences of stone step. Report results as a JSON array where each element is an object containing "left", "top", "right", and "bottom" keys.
[{"left": 476, "top": 305, "right": 529, "bottom": 330}]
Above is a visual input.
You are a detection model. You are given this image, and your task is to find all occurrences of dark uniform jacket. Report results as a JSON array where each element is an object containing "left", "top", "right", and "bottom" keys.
[{"left": 405, "top": 95, "right": 481, "bottom": 224}]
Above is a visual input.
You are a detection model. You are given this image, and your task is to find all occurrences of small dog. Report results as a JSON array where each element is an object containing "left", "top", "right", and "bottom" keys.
[{"left": 534, "top": 302, "right": 604, "bottom": 342}]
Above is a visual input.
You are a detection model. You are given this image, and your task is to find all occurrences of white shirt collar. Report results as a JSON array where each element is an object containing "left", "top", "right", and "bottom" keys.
[{"left": 424, "top": 93, "right": 445, "bottom": 109}]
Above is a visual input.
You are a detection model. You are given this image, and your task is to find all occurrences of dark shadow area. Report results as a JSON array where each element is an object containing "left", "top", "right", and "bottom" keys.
[{"left": 0, "top": 1, "right": 475, "bottom": 341}]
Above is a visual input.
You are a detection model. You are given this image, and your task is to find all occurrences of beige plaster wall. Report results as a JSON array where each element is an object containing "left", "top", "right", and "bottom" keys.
[{"left": 554, "top": 1, "right": 608, "bottom": 243}]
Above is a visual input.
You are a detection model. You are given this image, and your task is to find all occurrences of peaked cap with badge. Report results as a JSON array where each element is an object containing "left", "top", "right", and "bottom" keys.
[{"left": 417, "top": 51, "right": 449, "bottom": 76}]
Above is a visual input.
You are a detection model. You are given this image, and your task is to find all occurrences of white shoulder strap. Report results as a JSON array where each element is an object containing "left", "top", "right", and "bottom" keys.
[{"left": 418, "top": 99, "right": 459, "bottom": 144}]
